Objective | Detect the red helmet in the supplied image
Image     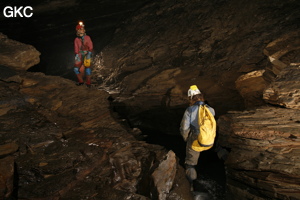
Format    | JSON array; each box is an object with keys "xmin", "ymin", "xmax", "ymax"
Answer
[{"xmin": 76, "ymin": 22, "xmax": 84, "ymax": 30}]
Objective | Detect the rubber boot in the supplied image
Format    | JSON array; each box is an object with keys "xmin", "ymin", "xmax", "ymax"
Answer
[
  {"xmin": 76, "ymin": 74, "xmax": 84, "ymax": 86},
  {"xmin": 185, "ymin": 164, "xmax": 197, "ymax": 191},
  {"xmin": 86, "ymin": 75, "xmax": 91, "ymax": 88}
]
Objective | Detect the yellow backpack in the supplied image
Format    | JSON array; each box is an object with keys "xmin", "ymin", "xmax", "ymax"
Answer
[
  {"xmin": 84, "ymin": 57, "xmax": 91, "ymax": 67},
  {"xmin": 191, "ymin": 105, "xmax": 216, "ymax": 152}
]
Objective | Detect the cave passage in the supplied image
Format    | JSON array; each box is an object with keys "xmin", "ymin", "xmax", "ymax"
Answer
[{"xmin": 1, "ymin": 1, "xmax": 227, "ymax": 198}]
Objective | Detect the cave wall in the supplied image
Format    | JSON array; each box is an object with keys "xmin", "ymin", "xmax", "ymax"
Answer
[
  {"xmin": 0, "ymin": 33, "xmax": 193, "ymax": 200},
  {"xmin": 1, "ymin": 0, "xmax": 299, "ymax": 199},
  {"xmin": 91, "ymin": 0, "xmax": 300, "ymax": 199},
  {"xmin": 220, "ymin": 34, "xmax": 300, "ymax": 198},
  {"xmin": 92, "ymin": 0, "xmax": 300, "ymax": 134}
]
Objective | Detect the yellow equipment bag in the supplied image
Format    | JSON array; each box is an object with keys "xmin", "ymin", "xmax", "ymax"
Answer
[
  {"xmin": 84, "ymin": 57, "xmax": 91, "ymax": 67},
  {"xmin": 192, "ymin": 105, "xmax": 216, "ymax": 152}
]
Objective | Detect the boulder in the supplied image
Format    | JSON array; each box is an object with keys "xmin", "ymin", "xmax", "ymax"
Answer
[
  {"xmin": 151, "ymin": 150, "xmax": 177, "ymax": 200},
  {"xmin": 235, "ymin": 70, "xmax": 268, "ymax": 108},
  {"xmin": 0, "ymin": 33, "xmax": 40, "ymax": 71}
]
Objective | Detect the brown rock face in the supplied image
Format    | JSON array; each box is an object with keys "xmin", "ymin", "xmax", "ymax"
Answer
[
  {"xmin": 92, "ymin": 0, "xmax": 299, "ymax": 134},
  {"xmin": 218, "ymin": 30, "xmax": 300, "ymax": 200},
  {"xmin": 0, "ymin": 156, "xmax": 14, "ymax": 199},
  {"xmin": 1, "ymin": 0, "xmax": 300, "ymax": 199},
  {"xmin": 261, "ymin": 31, "xmax": 300, "ymax": 110},
  {"xmin": 218, "ymin": 107, "xmax": 300, "ymax": 199},
  {"xmin": 235, "ymin": 70, "xmax": 268, "ymax": 108},
  {"xmin": 0, "ymin": 33, "xmax": 40, "ymax": 71},
  {"xmin": 89, "ymin": 0, "xmax": 300, "ymax": 199},
  {"xmin": 151, "ymin": 151, "xmax": 177, "ymax": 200},
  {"xmin": 264, "ymin": 65, "xmax": 300, "ymax": 109},
  {"xmin": 0, "ymin": 71, "xmax": 191, "ymax": 199}
]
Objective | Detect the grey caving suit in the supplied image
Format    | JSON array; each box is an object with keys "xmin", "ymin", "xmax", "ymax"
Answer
[{"xmin": 180, "ymin": 101, "xmax": 215, "ymax": 182}]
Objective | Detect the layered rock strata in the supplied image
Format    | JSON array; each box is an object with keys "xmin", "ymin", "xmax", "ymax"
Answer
[
  {"xmin": 219, "ymin": 31, "xmax": 300, "ymax": 199},
  {"xmin": 218, "ymin": 106, "xmax": 300, "ymax": 199},
  {"xmin": 90, "ymin": 0, "xmax": 300, "ymax": 199},
  {"xmin": 0, "ymin": 33, "xmax": 40, "ymax": 71},
  {"xmin": 0, "ymin": 34, "xmax": 192, "ymax": 199}
]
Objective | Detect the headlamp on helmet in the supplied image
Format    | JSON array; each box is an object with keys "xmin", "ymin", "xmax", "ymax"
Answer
[
  {"xmin": 76, "ymin": 21, "xmax": 85, "ymax": 30},
  {"xmin": 188, "ymin": 85, "xmax": 201, "ymax": 99}
]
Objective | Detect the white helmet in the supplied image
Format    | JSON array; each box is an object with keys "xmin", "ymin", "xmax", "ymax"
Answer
[{"xmin": 188, "ymin": 85, "xmax": 201, "ymax": 98}]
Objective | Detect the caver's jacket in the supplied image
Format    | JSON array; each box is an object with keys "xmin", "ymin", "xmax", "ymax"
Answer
[
  {"xmin": 74, "ymin": 35, "xmax": 93, "ymax": 67},
  {"xmin": 180, "ymin": 101, "xmax": 215, "ymax": 165}
]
